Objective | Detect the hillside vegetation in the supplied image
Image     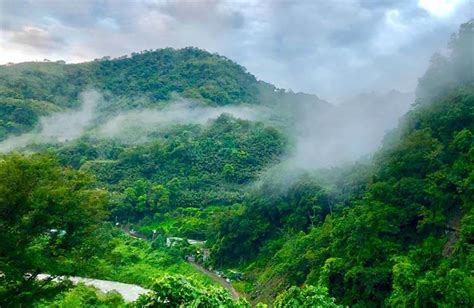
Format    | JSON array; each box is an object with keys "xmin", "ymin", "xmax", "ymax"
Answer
[
  {"xmin": 0, "ymin": 48, "xmax": 256, "ymax": 140},
  {"xmin": 208, "ymin": 20, "xmax": 474, "ymax": 306}
]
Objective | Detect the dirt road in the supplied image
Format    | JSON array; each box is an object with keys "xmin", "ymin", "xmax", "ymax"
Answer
[{"xmin": 187, "ymin": 260, "xmax": 241, "ymax": 299}]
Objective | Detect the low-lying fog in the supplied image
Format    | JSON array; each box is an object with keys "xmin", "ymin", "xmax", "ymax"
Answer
[{"xmin": 0, "ymin": 89, "xmax": 413, "ymax": 173}]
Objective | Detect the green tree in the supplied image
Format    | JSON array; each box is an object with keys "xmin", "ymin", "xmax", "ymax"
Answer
[
  {"xmin": 0, "ymin": 154, "xmax": 108, "ymax": 305},
  {"xmin": 133, "ymin": 275, "xmax": 249, "ymax": 307},
  {"xmin": 273, "ymin": 285, "xmax": 341, "ymax": 308},
  {"xmin": 35, "ymin": 284, "xmax": 125, "ymax": 308},
  {"xmin": 150, "ymin": 184, "xmax": 170, "ymax": 212}
]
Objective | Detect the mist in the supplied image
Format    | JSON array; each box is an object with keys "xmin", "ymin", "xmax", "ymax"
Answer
[
  {"xmin": 256, "ymin": 89, "xmax": 415, "ymax": 190},
  {"xmin": 95, "ymin": 99, "xmax": 263, "ymax": 143},
  {"xmin": 0, "ymin": 92, "xmax": 266, "ymax": 151},
  {"xmin": 95, "ymin": 90, "xmax": 414, "ymax": 168},
  {"xmin": 0, "ymin": 90, "xmax": 101, "ymax": 152},
  {"xmin": 0, "ymin": 87, "xmax": 414, "ymax": 178},
  {"xmin": 290, "ymin": 90, "xmax": 414, "ymax": 169}
]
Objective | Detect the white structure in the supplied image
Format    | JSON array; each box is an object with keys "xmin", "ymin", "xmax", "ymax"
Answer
[{"xmin": 166, "ymin": 237, "xmax": 206, "ymax": 247}]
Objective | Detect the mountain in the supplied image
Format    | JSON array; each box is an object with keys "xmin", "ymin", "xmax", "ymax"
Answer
[
  {"xmin": 1, "ymin": 20, "xmax": 473, "ymax": 307},
  {"xmin": 0, "ymin": 48, "xmax": 247, "ymax": 139}
]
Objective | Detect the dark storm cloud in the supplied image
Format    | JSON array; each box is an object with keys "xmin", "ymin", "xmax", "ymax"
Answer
[{"xmin": 0, "ymin": 0, "xmax": 472, "ymax": 101}]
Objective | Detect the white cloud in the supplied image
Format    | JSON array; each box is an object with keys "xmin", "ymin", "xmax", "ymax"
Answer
[{"xmin": 418, "ymin": 0, "xmax": 464, "ymax": 17}]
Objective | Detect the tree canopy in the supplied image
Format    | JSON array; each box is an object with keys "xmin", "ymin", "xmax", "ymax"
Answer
[{"xmin": 0, "ymin": 154, "xmax": 108, "ymax": 305}]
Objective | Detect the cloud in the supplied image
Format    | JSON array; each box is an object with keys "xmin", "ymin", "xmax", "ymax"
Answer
[
  {"xmin": 418, "ymin": 0, "xmax": 465, "ymax": 17},
  {"xmin": 0, "ymin": 0, "xmax": 471, "ymax": 100}
]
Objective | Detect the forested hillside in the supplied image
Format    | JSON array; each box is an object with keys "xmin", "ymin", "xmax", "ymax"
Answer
[
  {"xmin": 0, "ymin": 20, "xmax": 472, "ymax": 307},
  {"xmin": 0, "ymin": 48, "xmax": 249, "ymax": 140},
  {"xmin": 0, "ymin": 47, "xmax": 328, "ymax": 142},
  {"xmin": 222, "ymin": 86, "xmax": 473, "ymax": 306},
  {"xmin": 209, "ymin": 20, "xmax": 474, "ymax": 306}
]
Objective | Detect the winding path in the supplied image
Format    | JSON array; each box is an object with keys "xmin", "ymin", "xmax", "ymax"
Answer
[{"xmin": 187, "ymin": 260, "xmax": 240, "ymax": 299}]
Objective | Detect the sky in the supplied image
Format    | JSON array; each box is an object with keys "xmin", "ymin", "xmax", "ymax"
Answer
[{"xmin": 0, "ymin": 0, "xmax": 472, "ymax": 102}]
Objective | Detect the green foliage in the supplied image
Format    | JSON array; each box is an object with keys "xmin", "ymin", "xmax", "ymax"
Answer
[
  {"xmin": 137, "ymin": 206, "xmax": 232, "ymax": 240},
  {"xmin": 133, "ymin": 275, "xmax": 249, "ymax": 307},
  {"xmin": 273, "ymin": 285, "xmax": 341, "ymax": 308},
  {"xmin": 210, "ymin": 176, "xmax": 341, "ymax": 264},
  {"xmin": 72, "ymin": 226, "xmax": 215, "ymax": 288},
  {"xmin": 1, "ymin": 21, "xmax": 472, "ymax": 308},
  {"xmin": 416, "ymin": 20, "xmax": 473, "ymax": 103},
  {"xmin": 206, "ymin": 22, "xmax": 474, "ymax": 305},
  {"xmin": 0, "ymin": 154, "xmax": 108, "ymax": 305},
  {"xmin": 95, "ymin": 48, "xmax": 259, "ymax": 107},
  {"xmin": 34, "ymin": 284, "xmax": 125, "ymax": 308},
  {"xmin": 50, "ymin": 116, "xmax": 285, "ymax": 222},
  {"xmin": 0, "ymin": 48, "xmax": 262, "ymax": 140},
  {"xmin": 0, "ymin": 97, "xmax": 59, "ymax": 140},
  {"xmin": 227, "ymin": 87, "xmax": 473, "ymax": 305}
]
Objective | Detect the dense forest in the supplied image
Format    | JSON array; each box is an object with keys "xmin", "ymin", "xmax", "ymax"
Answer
[{"xmin": 0, "ymin": 20, "xmax": 472, "ymax": 307}]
